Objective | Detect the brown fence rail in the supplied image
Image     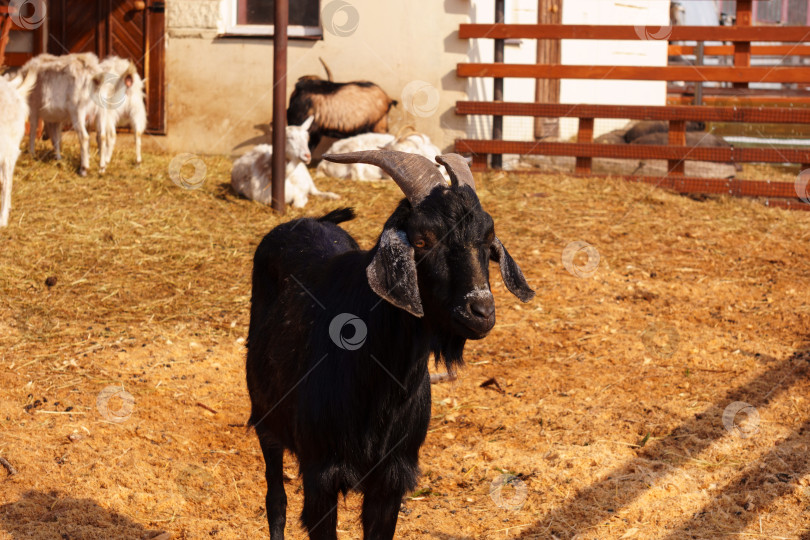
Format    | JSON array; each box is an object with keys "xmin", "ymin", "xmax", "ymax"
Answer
[
  {"xmin": 458, "ymin": 23, "xmax": 810, "ymax": 42},
  {"xmin": 454, "ymin": 1, "xmax": 810, "ymax": 208},
  {"xmin": 457, "ymin": 64, "xmax": 810, "ymax": 83},
  {"xmin": 455, "ymin": 102, "xmax": 810, "ymax": 124},
  {"xmin": 456, "ymin": 139, "xmax": 810, "ymax": 167},
  {"xmin": 456, "ymin": 101, "xmax": 810, "ymax": 176},
  {"xmin": 669, "ymin": 44, "xmax": 810, "ymax": 56}
]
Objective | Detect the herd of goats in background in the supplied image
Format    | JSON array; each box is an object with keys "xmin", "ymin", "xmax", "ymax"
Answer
[
  {"xmin": 0, "ymin": 47, "xmax": 744, "ymax": 226},
  {"xmin": 0, "ymin": 54, "xmax": 451, "ymax": 226},
  {"xmin": 0, "ymin": 51, "xmax": 146, "ymax": 227}
]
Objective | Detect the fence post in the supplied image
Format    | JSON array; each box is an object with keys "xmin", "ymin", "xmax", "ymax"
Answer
[
  {"xmin": 669, "ymin": 120, "xmax": 686, "ymax": 176},
  {"xmin": 492, "ymin": 0, "xmax": 505, "ymax": 169},
  {"xmin": 695, "ymin": 42, "xmax": 704, "ymax": 105},
  {"xmin": 575, "ymin": 118, "xmax": 593, "ymax": 174},
  {"xmin": 271, "ymin": 0, "xmax": 288, "ymax": 215},
  {"xmin": 733, "ymin": 0, "xmax": 752, "ymax": 90},
  {"xmin": 534, "ymin": 0, "xmax": 561, "ymax": 139}
]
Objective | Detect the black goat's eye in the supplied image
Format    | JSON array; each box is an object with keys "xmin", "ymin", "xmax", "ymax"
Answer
[{"xmin": 413, "ymin": 239, "xmax": 426, "ymax": 248}]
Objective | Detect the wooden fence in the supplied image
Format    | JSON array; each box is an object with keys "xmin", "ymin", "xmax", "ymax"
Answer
[{"xmin": 454, "ymin": 0, "xmax": 810, "ymax": 208}]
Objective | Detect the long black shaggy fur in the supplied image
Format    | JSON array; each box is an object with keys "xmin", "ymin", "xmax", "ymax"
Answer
[{"xmin": 246, "ymin": 186, "xmax": 532, "ymax": 540}]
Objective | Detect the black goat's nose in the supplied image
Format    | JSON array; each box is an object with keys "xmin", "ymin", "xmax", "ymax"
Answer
[{"xmin": 469, "ymin": 298, "xmax": 495, "ymax": 320}]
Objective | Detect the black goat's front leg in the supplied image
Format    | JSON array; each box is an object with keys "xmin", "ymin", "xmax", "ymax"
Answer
[
  {"xmin": 361, "ymin": 488, "xmax": 404, "ymax": 540},
  {"xmin": 258, "ymin": 436, "xmax": 287, "ymax": 539},
  {"xmin": 300, "ymin": 471, "xmax": 339, "ymax": 540}
]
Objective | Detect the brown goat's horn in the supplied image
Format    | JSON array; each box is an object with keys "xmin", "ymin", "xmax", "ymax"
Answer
[
  {"xmin": 436, "ymin": 154, "xmax": 476, "ymax": 191},
  {"xmin": 322, "ymin": 150, "xmax": 445, "ymax": 205},
  {"xmin": 318, "ymin": 57, "xmax": 333, "ymax": 82}
]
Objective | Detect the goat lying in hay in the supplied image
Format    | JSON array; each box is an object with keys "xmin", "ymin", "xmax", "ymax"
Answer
[
  {"xmin": 246, "ymin": 150, "xmax": 534, "ymax": 539},
  {"xmin": 231, "ymin": 116, "xmax": 339, "ymax": 208},
  {"xmin": 315, "ymin": 132, "xmax": 395, "ymax": 181},
  {"xmin": 316, "ymin": 128, "xmax": 450, "ymax": 182}
]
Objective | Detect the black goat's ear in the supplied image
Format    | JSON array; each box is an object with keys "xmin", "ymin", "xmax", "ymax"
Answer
[
  {"xmin": 490, "ymin": 237, "xmax": 535, "ymax": 302},
  {"xmin": 367, "ymin": 228, "xmax": 424, "ymax": 317}
]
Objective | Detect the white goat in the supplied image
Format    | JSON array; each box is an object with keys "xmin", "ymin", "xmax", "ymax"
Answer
[
  {"xmin": 231, "ymin": 117, "xmax": 339, "ymax": 208},
  {"xmin": 0, "ymin": 70, "xmax": 37, "ymax": 228},
  {"xmin": 316, "ymin": 129, "xmax": 450, "ymax": 182},
  {"xmin": 23, "ymin": 53, "xmax": 100, "ymax": 176},
  {"xmin": 384, "ymin": 132, "xmax": 441, "ymax": 161},
  {"xmin": 95, "ymin": 56, "xmax": 148, "ymax": 172},
  {"xmin": 383, "ymin": 130, "xmax": 451, "ymax": 182},
  {"xmin": 316, "ymin": 132, "xmax": 395, "ymax": 180}
]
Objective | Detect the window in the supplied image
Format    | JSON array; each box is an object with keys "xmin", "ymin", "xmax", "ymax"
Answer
[
  {"xmin": 753, "ymin": 0, "xmax": 808, "ymax": 25},
  {"xmin": 755, "ymin": 0, "xmax": 782, "ymax": 24},
  {"xmin": 226, "ymin": 0, "xmax": 321, "ymax": 38}
]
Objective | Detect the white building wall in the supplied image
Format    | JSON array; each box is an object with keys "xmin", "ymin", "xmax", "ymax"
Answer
[
  {"xmin": 165, "ymin": 0, "xmax": 471, "ymax": 154},
  {"xmin": 559, "ymin": 0, "xmax": 669, "ymax": 138},
  {"xmin": 164, "ymin": 0, "xmax": 668, "ymax": 154},
  {"xmin": 468, "ymin": 0, "xmax": 538, "ymax": 143},
  {"xmin": 469, "ymin": 0, "xmax": 668, "ymax": 142},
  {"xmin": 503, "ymin": 0, "xmax": 539, "ymax": 142},
  {"xmin": 467, "ymin": 0, "xmax": 494, "ymax": 141}
]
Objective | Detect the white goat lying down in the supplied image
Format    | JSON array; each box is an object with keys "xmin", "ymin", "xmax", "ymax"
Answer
[
  {"xmin": 231, "ymin": 117, "xmax": 339, "ymax": 208},
  {"xmin": 22, "ymin": 52, "xmax": 147, "ymax": 175},
  {"xmin": 315, "ymin": 132, "xmax": 395, "ymax": 180},
  {"xmin": 0, "ymin": 71, "xmax": 37, "ymax": 228},
  {"xmin": 317, "ymin": 129, "xmax": 450, "ymax": 182}
]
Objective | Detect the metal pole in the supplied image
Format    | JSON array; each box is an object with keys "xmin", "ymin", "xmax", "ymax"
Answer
[
  {"xmin": 492, "ymin": 0, "xmax": 504, "ymax": 169},
  {"xmin": 695, "ymin": 41, "xmax": 704, "ymax": 106},
  {"xmin": 272, "ymin": 0, "xmax": 289, "ymax": 214}
]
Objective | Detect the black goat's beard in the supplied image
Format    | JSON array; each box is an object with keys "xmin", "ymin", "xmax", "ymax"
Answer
[{"xmin": 432, "ymin": 334, "xmax": 467, "ymax": 374}]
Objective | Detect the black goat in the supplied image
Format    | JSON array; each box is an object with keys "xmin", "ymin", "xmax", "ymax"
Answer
[
  {"xmin": 287, "ymin": 76, "xmax": 397, "ymax": 151},
  {"xmin": 246, "ymin": 150, "xmax": 534, "ymax": 539}
]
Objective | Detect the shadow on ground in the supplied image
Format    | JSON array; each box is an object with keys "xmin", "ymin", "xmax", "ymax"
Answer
[
  {"xmin": 518, "ymin": 345, "xmax": 810, "ymax": 539},
  {"xmin": 0, "ymin": 490, "xmax": 167, "ymax": 540}
]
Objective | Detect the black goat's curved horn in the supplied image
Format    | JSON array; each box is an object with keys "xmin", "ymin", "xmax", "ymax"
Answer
[
  {"xmin": 436, "ymin": 153, "xmax": 475, "ymax": 191},
  {"xmin": 322, "ymin": 150, "xmax": 445, "ymax": 205}
]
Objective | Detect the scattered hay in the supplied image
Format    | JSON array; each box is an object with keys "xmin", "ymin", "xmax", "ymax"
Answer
[{"xmin": 1, "ymin": 137, "xmax": 809, "ymax": 539}]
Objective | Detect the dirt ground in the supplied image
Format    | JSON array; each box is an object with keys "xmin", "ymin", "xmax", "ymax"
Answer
[{"xmin": 1, "ymin": 137, "xmax": 810, "ymax": 539}]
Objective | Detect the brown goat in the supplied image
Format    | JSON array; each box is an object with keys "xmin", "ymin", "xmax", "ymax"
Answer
[{"xmin": 287, "ymin": 75, "xmax": 397, "ymax": 151}]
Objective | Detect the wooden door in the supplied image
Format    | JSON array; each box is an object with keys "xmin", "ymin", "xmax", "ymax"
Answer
[{"xmin": 47, "ymin": 0, "xmax": 166, "ymax": 134}]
